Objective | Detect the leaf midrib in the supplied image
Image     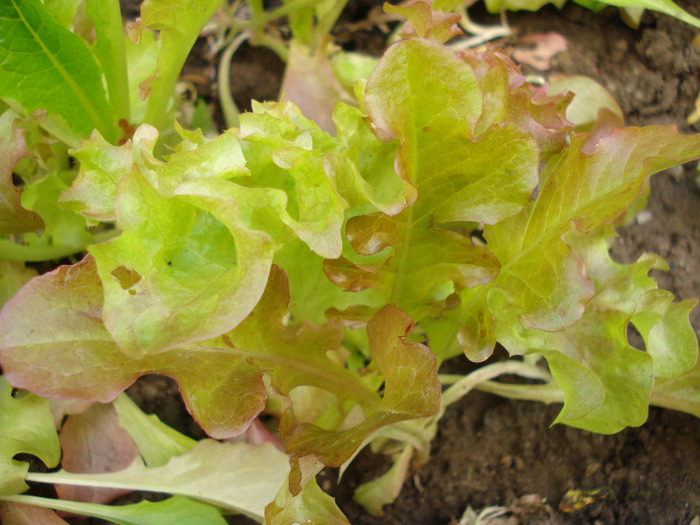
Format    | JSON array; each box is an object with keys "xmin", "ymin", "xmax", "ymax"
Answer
[{"xmin": 9, "ymin": 0, "xmax": 113, "ymax": 138}]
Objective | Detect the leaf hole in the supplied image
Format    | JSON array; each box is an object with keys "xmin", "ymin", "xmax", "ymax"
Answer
[{"xmin": 111, "ymin": 266, "xmax": 142, "ymax": 290}]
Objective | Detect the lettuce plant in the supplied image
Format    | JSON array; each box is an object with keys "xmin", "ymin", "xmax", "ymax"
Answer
[{"xmin": 0, "ymin": 1, "xmax": 699, "ymax": 522}]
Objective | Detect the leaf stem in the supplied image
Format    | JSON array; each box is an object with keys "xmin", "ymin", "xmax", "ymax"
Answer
[
  {"xmin": 440, "ymin": 360, "xmax": 551, "ymax": 408},
  {"xmin": 218, "ymin": 31, "xmax": 249, "ymax": 129},
  {"xmin": 0, "ymin": 229, "xmax": 120, "ymax": 262}
]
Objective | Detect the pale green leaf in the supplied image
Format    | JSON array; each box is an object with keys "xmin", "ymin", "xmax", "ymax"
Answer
[
  {"xmin": 27, "ymin": 440, "xmax": 289, "ymax": 522},
  {"xmin": 89, "ymin": 164, "xmax": 272, "ymax": 356}
]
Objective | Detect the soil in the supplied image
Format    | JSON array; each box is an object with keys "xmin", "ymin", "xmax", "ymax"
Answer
[{"xmin": 122, "ymin": 1, "xmax": 700, "ymax": 524}]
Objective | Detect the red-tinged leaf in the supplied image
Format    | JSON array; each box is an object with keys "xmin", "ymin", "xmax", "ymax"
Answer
[
  {"xmin": 281, "ymin": 41, "xmax": 347, "ymax": 133},
  {"xmin": 57, "ymin": 404, "xmax": 139, "ymax": 504},
  {"xmin": 459, "ymin": 48, "xmax": 573, "ymax": 155},
  {"xmin": 330, "ymin": 38, "xmax": 536, "ymax": 321},
  {"xmin": 284, "ymin": 305, "xmax": 440, "ymax": 469},
  {"xmin": 511, "ymin": 32, "xmax": 568, "ymax": 71},
  {"xmin": 384, "ymin": 0, "xmax": 463, "ymax": 44},
  {"xmin": 0, "ymin": 502, "xmax": 69, "ymax": 525},
  {"xmin": 0, "ymin": 111, "xmax": 44, "ymax": 235},
  {"xmin": 325, "ymin": 214, "xmax": 500, "ymax": 318},
  {"xmin": 0, "ymin": 259, "xmax": 377, "ymax": 439}
]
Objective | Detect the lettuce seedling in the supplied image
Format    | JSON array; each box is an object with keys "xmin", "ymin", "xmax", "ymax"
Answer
[{"xmin": 0, "ymin": 1, "xmax": 699, "ymax": 522}]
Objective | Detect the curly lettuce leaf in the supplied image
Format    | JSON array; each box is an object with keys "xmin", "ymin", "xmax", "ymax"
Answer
[
  {"xmin": 457, "ymin": 125, "xmax": 700, "ymax": 362},
  {"xmin": 88, "ymin": 165, "xmax": 272, "ymax": 356},
  {"xmin": 0, "ymin": 259, "xmax": 379, "ymax": 439},
  {"xmin": 325, "ymin": 39, "xmax": 537, "ymax": 319},
  {"xmin": 491, "ymin": 227, "xmax": 697, "ymax": 433},
  {"xmin": 0, "ymin": 111, "xmax": 44, "ymax": 235},
  {"xmin": 285, "ymin": 305, "xmax": 440, "ymax": 469}
]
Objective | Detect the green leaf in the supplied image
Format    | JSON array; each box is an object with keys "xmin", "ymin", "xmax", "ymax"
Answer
[
  {"xmin": 652, "ymin": 361, "xmax": 700, "ymax": 419},
  {"xmin": 0, "ymin": 110, "xmax": 44, "ymax": 235},
  {"xmin": 548, "ymin": 75, "xmax": 623, "ymax": 131},
  {"xmin": 0, "ymin": 261, "xmax": 36, "ymax": 308},
  {"xmin": 43, "ymin": 0, "xmax": 82, "ymax": 29},
  {"xmin": 0, "ymin": 0, "xmax": 118, "ymax": 142},
  {"xmin": 0, "ymin": 377, "xmax": 60, "ymax": 495},
  {"xmin": 593, "ymin": 0, "xmax": 700, "ymax": 29},
  {"xmin": 59, "ymin": 130, "xmax": 133, "ymax": 221},
  {"xmin": 631, "ymin": 290, "xmax": 697, "ymax": 378},
  {"xmin": 353, "ymin": 444, "xmax": 413, "ymax": 516},
  {"xmin": 491, "ymin": 228, "xmax": 697, "ymax": 433},
  {"xmin": 26, "ymin": 440, "xmax": 288, "ymax": 522},
  {"xmin": 141, "ymin": 0, "xmax": 225, "ymax": 131},
  {"xmin": 484, "ymin": 0, "xmax": 568, "ymax": 12},
  {"xmin": 21, "ymin": 172, "xmax": 95, "ymax": 256},
  {"xmin": 0, "ymin": 494, "xmax": 227, "ymax": 525},
  {"xmin": 113, "ymin": 394, "xmax": 196, "ymax": 468},
  {"xmin": 84, "ymin": 0, "xmax": 130, "ymax": 123}
]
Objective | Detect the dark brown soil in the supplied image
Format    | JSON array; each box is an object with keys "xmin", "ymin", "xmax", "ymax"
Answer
[{"xmin": 123, "ymin": 2, "xmax": 700, "ymax": 524}]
